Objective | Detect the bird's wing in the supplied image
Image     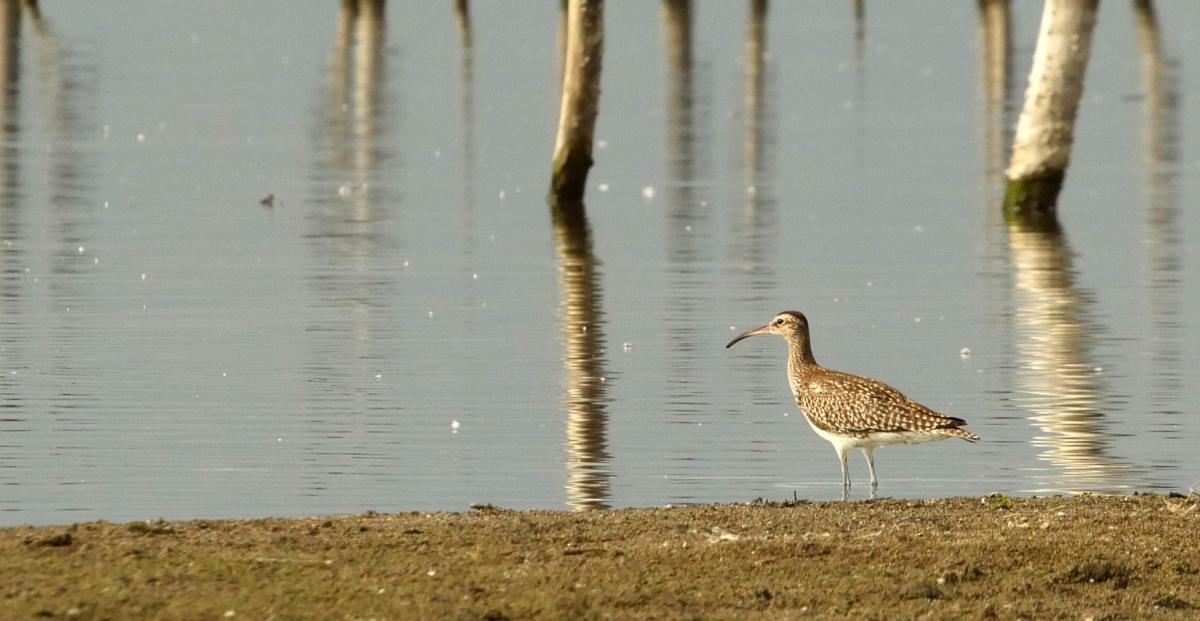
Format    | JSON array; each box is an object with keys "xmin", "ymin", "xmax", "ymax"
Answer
[{"xmin": 795, "ymin": 372, "xmax": 961, "ymax": 434}]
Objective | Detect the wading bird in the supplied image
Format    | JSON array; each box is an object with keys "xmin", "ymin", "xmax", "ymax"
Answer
[{"xmin": 726, "ymin": 311, "xmax": 979, "ymax": 498}]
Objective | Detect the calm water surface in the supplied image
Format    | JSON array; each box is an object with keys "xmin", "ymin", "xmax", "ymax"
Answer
[{"xmin": 0, "ymin": 1, "xmax": 1198, "ymax": 525}]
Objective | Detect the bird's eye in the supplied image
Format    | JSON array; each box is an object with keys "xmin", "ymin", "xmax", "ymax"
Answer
[{"xmin": 773, "ymin": 318, "xmax": 784, "ymax": 326}]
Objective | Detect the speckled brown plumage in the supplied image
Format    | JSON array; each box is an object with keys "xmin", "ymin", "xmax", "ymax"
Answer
[
  {"xmin": 727, "ymin": 310, "xmax": 979, "ymax": 497},
  {"xmin": 788, "ymin": 369, "xmax": 976, "ymax": 440}
]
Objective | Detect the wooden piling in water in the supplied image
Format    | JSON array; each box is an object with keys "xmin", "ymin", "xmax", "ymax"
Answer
[
  {"xmin": 1004, "ymin": 0, "xmax": 1099, "ymax": 223},
  {"xmin": 549, "ymin": 0, "xmax": 604, "ymax": 204}
]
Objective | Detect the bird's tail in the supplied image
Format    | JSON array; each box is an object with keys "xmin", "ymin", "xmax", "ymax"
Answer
[{"xmin": 938, "ymin": 426, "xmax": 980, "ymax": 442}]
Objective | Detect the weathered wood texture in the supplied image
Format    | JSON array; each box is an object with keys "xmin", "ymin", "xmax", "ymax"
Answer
[
  {"xmin": 1005, "ymin": 0, "xmax": 1099, "ymax": 218},
  {"xmin": 550, "ymin": 0, "xmax": 604, "ymax": 203}
]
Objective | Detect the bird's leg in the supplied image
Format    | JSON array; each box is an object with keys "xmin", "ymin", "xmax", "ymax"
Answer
[
  {"xmin": 861, "ymin": 447, "xmax": 878, "ymax": 490},
  {"xmin": 836, "ymin": 446, "xmax": 851, "ymax": 499}
]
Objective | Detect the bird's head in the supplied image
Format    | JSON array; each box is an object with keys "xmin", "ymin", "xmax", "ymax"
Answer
[{"xmin": 726, "ymin": 310, "xmax": 810, "ymax": 348}]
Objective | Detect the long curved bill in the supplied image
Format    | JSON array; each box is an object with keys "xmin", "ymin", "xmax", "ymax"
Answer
[{"xmin": 725, "ymin": 323, "xmax": 772, "ymax": 348}]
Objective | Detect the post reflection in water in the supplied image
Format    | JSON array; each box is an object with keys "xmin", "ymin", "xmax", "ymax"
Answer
[
  {"xmin": 660, "ymin": 0, "xmax": 709, "ymax": 371},
  {"xmin": 552, "ymin": 201, "xmax": 611, "ymax": 511},
  {"xmin": 0, "ymin": 1, "xmax": 72, "ymax": 258},
  {"xmin": 731, "ymin": 0, "xmax": 776, "ymax": 304},
  {"xmin": 975, "ymin": 0, "xmax": 1014, "ymax": 349},
  {"xmin": 324, "ymin": 0, "xmax": 386, "ymax": 192},
  {"xmin": 659, "ymin": 0, "xmax": 695, "ymax": 316},
  {"xmin": 1133, "ymin": 0, "xmax": 1183, "ymax": 419},
  {"xmin": 0, "ymin": 1, "xmax": 27, "ymax": 499},
  {"xmin": 454, "ymin": 0, "xmax": 478, "ymax": 298},
  {"xmin": 659, "ymin": 0, "xmax": 723, "ymax": 496},
  {"xmin": 658, "ymin": 0, "xmax": 720, "ymax": 498},
  {"xmin": 303, "ymin": 0, "xmax": 398, "ymax": 495},
  {"xmin": 985, "ymin": 0, "xmax": 1142, "ymax": 494},
  {"xmin": 32, "ymin": 6, "xmax": 98, "ymax": 434},
  {"xmin": 1007, "ymin": 220, "xmax": 1139, "ymax": 493},
  {"xmin": 0, "ymin": 0, "xmax": 23, "ymax": 223},
  {"xmin": 1001, "ymin": 0, "xmax": 1182, "ymax": 495},
  {"xmin": 0, "ymin": 1, "xmax": 97, "ymax": 501}
]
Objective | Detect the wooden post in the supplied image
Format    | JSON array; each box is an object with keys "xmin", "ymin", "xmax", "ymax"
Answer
[
  {"xmin": 660, "ymin": 0, "xmax": 694, "ymax": 207},
  {"xmin": 549, "ymin": 0, "xmax": 604, "ymax": 204},
  {"xmin": 1132, "ymin": 0, "xmax": 1182, "ymax": 402},
  {"xmin": 454, "ymin": 0, "xmax": 476, "ymax": 215},
  {"xmin": 852, "ymin": 0, "xmax": 864, "ymax": 50},
  {"xmin": 1003, "ymin": 0, "xmax": 1099, "ymax": 223},
  {"xmin": 0, "ymin": 0, "xmax": 21, "ymax": 210},
  {"xmin": 0, "ymin": 0, "xmax": 20, "ymax": 91},
  {"xmin": 740, "ymin": 0, "xmax": 770, "ymax": 228},
  {"xmin": 977, "ymin": 0, "xmax": 1011, "ymax": 185},
  {"xmin": 742, "ymin": 0, "xmax": 767, "ymax": 188}
]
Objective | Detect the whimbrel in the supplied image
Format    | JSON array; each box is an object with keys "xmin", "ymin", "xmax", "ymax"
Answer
[{"xmin": 726, "ymin": 311, "xmax": 979, "ymax": 497}]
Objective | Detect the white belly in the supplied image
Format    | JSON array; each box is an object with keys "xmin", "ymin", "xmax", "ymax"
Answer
[{"xmin": 805, "ymin": 418, "xmax": 952, "ymax": 450}]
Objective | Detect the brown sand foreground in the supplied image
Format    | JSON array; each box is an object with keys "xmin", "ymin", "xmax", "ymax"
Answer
[{"xmin": 2, "ymin": 494, "xmax": 1198, "ymax": 620}]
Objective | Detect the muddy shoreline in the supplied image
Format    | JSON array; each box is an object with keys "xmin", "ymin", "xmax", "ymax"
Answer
[{"xmin": 3, "ymin": 494, "xmax": 1198, "ymax": 619}]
